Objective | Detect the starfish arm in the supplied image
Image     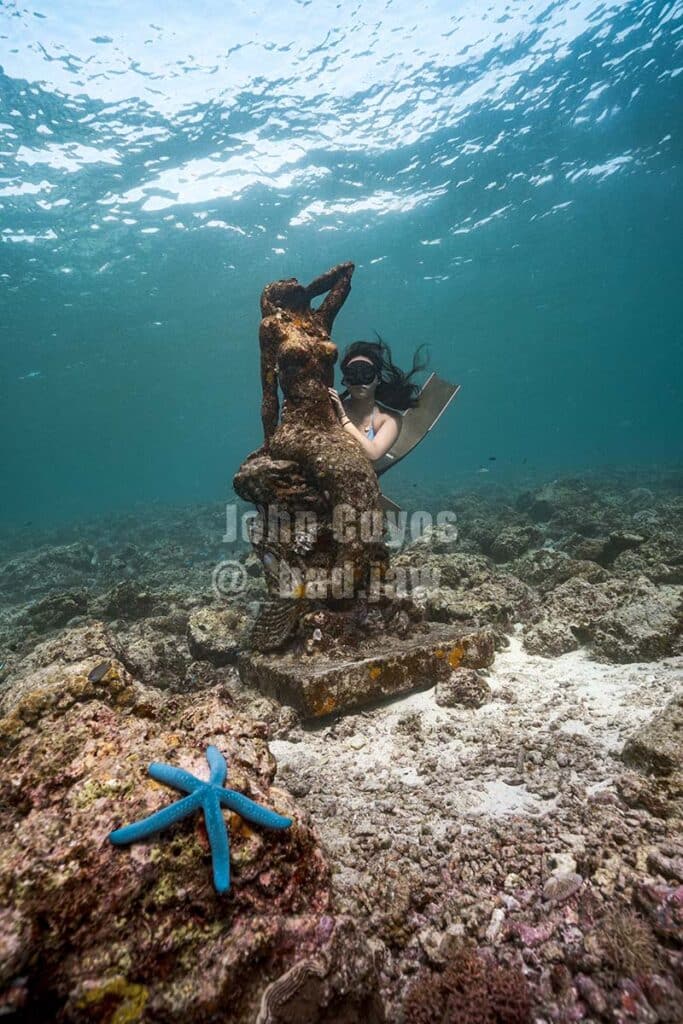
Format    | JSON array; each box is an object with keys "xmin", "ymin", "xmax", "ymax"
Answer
[
  {"xmin": 202, "ymin": 794, "xmax": 231, "ymax": 893},
  {"xmin": 206, "ymin": 745, "xmax": 227, "ymax": 787},
  {"xmin": 148, "ymin": 762, "xmax": 203, "ymax": 794},
  {"xmin": 109, "ymin": 790, "xmax": 204, "ymax": 845},
  {"xmin": 219, "ymin": 789, "xmax": 293, "ymax": 829}
]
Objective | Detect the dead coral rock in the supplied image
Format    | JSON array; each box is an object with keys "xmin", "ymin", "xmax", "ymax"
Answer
[
  {"xmin": 0, "ymin": 541, "xmax": 96, "ymax": 602},
  {"xmin": 622, "ymin": 693, "xmax": 683, "ymax": 777},
  {"xmin": 270, "ymin": 704, "xmax": 302, "ymax": 741},
  {"xmin": 402, "ymin": 946, "xmax": 531, "ymax": 1024},
  {"xmin": 563, "ymin": 531, "xmax": 648, "ymax": 568},
  {"xmin": 646, "ymin": 848, "xmax": 683, "ymax": 885},
  {"xmin": 522, "ymin": 618, "xmax": 579, "ymax": 657},
  {"xmin": 0, "ymin": 661, "xmax": 162, "ymax": 759},
  {"xmin": 20, "ymin": 589, "xmax": 89, "ymax": 633},
  {"xmin": 515, "ymin": 479, "xmax": 595, "ymax": 524},
  {"xmin": 590, "ymin": 579, "xmax": 682, "ymax": 662},
  {"xmin": 508, "ymin": 549, "xmax": 610, "ymax": 595},
  {"xmin": 523, "ymin": 573, "xmax": 683, "ymax": 662},
  {"xmin": 0, "ymin": 622, "xmax": 116, "ymax": 717},
  {"xmin": 109, "ymin": 618, "xmax": 193, "ymax": 688},
  {"xmin": 90, "ymin": 580, "xmax": 157, "ymax": 621},
  {"xmin": 0, "ymin": 655, "xmax": 382, "ymax": 1022},
  {"xmin": 397, "ymin": 552, "xmax": 538, "ymax": 631},
  {"xmin": 255, "ymin": 915, "xmax": 385, "ymax": 1023},
  {"xmin": 489, "ymin": 525, "xmax": 544, "ymax": 563},
  {"xmin": 187, "ymin": 605, "xmax": 247, "ymax": 666},
  {"xmin": 616, "ymin": 769, "xmax": 680, "ymax": 820},
  {"xmin": 393, "ymin": 551, "xmax": 486, "ymax": 592},
  {"xmin": 435, "ymin": 668, "xmax": 492, "ymax": 709},
  {"xmin": 597, "ymin": 529, "xmax": 646, "ymax": 566},
  {"xmin": 619, "ymin": 695, "xmax": 683, "ymax": 820},
  {"xmin": 613, "ymin": 528, "xmax": 683, "ymax": 584},
  {"xmin": 522, "ymin": 576, "xmax": 614, "ymax": 657},
  {"xmin": 403, "ymin": 521, "xmax": 462, "ymax": 556},
  {"xmin": 457, "ymin": 627, "xmax": 496, "ymax": 669},
  {"xmin": 0, "ymin": 907, "xmax": 32, "ymax": 987}
]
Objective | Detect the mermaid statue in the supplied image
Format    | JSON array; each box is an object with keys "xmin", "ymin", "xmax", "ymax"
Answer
[{"xmin": 233, "ymin": 262, "xmax": 417, "ymax": 653}]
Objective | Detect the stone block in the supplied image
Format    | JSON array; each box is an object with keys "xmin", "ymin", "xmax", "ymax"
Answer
[{"xmin": 238, "ymin": 624, "xmax": 489, "ymax": 720}]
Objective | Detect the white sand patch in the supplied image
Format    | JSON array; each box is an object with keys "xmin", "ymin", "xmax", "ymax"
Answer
[
  {"xmin": 466, "ymin": 780, "xmax": 555, "ymax": 817},
  {"xmin": 270, "ymin": 631, "xmax": 681, "ymax": 844}
]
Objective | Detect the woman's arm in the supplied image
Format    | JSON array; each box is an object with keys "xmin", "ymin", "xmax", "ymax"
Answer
[
  {"xmin": 340, "ymin": 415, "xmax": 400, "ymax": 461},
  {"xmin": 328, "ymin": 388, "xmax": 399, "ymax": 460}
]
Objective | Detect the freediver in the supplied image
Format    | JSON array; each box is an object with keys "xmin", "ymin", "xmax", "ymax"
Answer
[{"xmin": 327, "ymin": 337, "xmax": 430, "ymax": 465}]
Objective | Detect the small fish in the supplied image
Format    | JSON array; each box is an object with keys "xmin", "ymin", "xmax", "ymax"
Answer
[
  {"xmin": 476, "ymin": 467, "xmax": 490, "ymax": 474},
  {"xmin": 522, "ymin": 458, "xmax": 527, "ymax": 464},
  {"xmin": 88, "ymin": 660, "xmax": 112, "ymax": 683},
  {"xmin": 488, "ymin": 456, "xmax": 496, "ymax": 461},
  {"xmin": 19, "ymin": 371, "xmax": 41, "ymax": 380}
]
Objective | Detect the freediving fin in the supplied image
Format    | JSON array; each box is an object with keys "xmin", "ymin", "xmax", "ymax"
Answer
[
  {"xmin": 378, "ymin": 491, "xmax": 402, "ymax": 514},
  {"xmin": 374, "ymin": 372, "xmax": 461, "ymax": 477}
]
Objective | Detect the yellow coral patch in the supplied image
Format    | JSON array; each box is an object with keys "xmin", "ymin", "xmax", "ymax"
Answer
[
  {"xmin": 368, "ymin": 666, "xmax": 382, "ymax": 680},
  {"xmin": 76, "ymin": 977, "xmax": 148, "ymax": 1024},
  {"xmin": 101, "ymin": 664, "xmax": 121, "ymax": 684},
  {"xmin": 448, "ymin": 645, "xmax": 465, "ymax": 669},
  {"xmin": 434, "ymin": 648, "xmax": 445, "ymax": 658},
  {"xmin": 314, "ymin": 693, "xmax": 337, "ymax": 716},
  {"xmin": 229, "ymin": 812, "xmax": 257, "ymax": 838}
]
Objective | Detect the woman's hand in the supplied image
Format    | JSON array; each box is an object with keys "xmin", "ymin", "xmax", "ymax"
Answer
[{"xmin": 328, "ymin": 387, "xmax": 347, "ymax": 421}]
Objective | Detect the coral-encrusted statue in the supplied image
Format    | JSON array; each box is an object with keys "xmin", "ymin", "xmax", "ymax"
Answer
[{"xmin": 233, "ymin": 262, "xmax": 400, "ymax": 652}]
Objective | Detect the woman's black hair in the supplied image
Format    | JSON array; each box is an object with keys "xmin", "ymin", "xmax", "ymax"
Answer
[{"xmin": 340, "ymin": 333, "xmax": 430, "ymax": 411}]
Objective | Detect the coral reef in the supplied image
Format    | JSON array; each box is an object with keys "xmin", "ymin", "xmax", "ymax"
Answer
[
  {"xmin": 0, "ymin": 467, "xmax": 681, "ymax": 1020},
  {"xmin": 0, "ymin": 629, "xmax": 382, "ymax": 1022},
  {"xmin": 402, "ymin": 946, "xmax": 531, "ymax": 1023}
]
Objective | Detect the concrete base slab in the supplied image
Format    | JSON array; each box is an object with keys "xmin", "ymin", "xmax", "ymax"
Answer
[{"xmin": 237, "ymin": 623, "xmax": 494, "ymax": 720}]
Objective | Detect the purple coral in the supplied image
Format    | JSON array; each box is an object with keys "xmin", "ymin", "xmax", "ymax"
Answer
[{"xmin": 402, "ymin": 947, "xmax": 531, "ymax": 1024}]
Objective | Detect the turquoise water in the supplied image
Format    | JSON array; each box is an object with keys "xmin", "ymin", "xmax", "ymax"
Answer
[{"xmin": 1, "ymin": 0, "xmax": 681, "ymax": 526}]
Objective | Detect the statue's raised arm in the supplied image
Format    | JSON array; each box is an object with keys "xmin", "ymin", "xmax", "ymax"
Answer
[
  {"xmin": 305, "ymin": 261, "xmax": 354, "ymax": 334},
  {"xmin": 257, "ymin": 263, "xmax": 355, "ymax": 444}
]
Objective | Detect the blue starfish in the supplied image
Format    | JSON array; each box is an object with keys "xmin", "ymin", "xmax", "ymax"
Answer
[{"xmin": 109, "ymin": 745, "xmax": 293, "ymax": 893}]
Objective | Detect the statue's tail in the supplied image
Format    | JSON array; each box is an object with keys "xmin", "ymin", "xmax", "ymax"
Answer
[{"xmin": 249, "ymin": 596, "xmax": 303, "ymax": 652}]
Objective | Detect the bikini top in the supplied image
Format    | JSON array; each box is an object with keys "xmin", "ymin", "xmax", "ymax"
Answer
[{"xmin": 341, "ymin": 401, "xmax": 376, "ymax": 439}]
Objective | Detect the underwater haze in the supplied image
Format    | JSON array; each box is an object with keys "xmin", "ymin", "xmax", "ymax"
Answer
[{"xmin": 1, "ymin": 0, "xmax": 681, "ymax": 527}]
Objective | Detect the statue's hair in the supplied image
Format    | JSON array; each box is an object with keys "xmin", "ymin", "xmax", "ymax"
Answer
[{"xmin": 340, "ymin": 333, "xmax": 430, "ymax": 411}]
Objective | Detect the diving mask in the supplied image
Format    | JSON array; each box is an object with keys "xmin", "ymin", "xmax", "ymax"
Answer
[{"xmin": 341, "ymin": 361, "xmax": 378, "ymax": 385}]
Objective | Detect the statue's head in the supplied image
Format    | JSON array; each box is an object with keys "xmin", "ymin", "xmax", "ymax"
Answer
[{"xmin": 260, "ymin": 278, "xmax": 308, "ymax": 317}]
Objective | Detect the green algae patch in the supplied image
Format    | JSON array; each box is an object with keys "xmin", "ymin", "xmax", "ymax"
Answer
[{"xmin": 71, "ymin": 776, "xmax": 134, "ymax": 810}]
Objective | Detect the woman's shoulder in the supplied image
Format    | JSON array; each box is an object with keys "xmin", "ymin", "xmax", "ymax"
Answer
[{"xmin": 375, "ymin": 403, "xmax": 401, "ymax": 422}]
